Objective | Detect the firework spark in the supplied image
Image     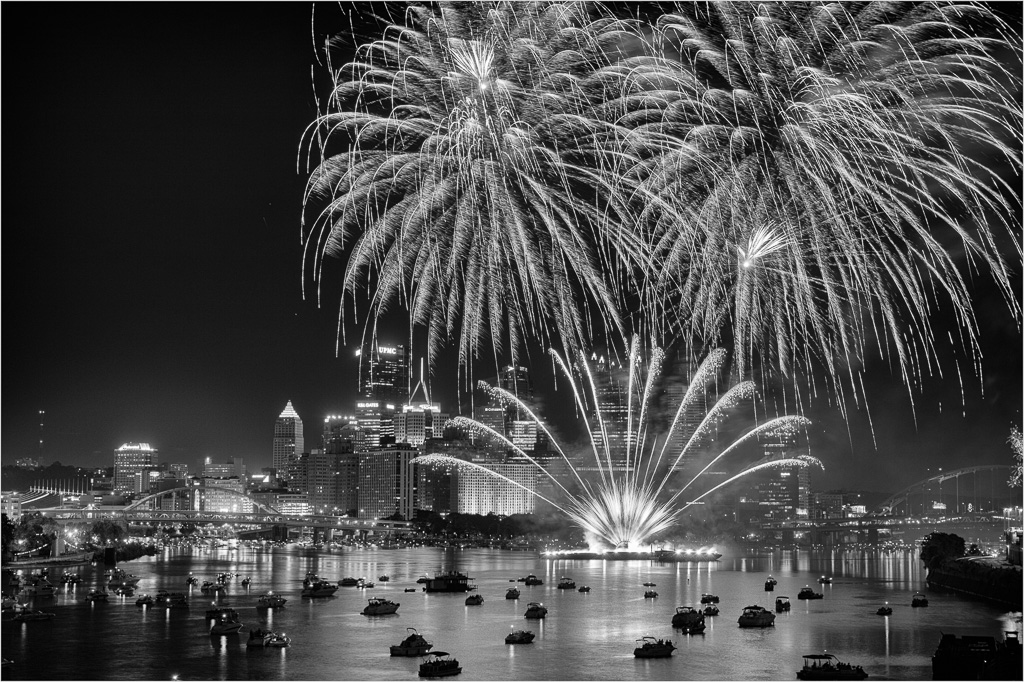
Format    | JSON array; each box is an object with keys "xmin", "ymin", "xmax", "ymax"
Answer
[{"xmin": 416, "ymin": 338, "xmax": 816, "ymax": 549}]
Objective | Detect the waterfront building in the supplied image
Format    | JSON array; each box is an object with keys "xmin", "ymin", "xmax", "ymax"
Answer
[
  {"xmin": 199, "ymin": 476, "xmax": 253, "ymax": 513},
  {"xmin": 357, "ymin": 444, "xmax": 418, "ymax": 520},
  {"xmin": 273, "ymin": 400, "xmax": 304, "ymax": 474},
  {"xmin": 114, "ymin": 442, "xmax": 157, "ymax": 494},
  {"xmin": 395, "ymin": 403, "xmax": 448, "ymax": 446},
  {"xmin": 452, "ymin": 462, "xmax": 537, "ymax": 515}
]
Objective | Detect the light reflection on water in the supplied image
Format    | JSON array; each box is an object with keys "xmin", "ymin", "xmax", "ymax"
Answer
[{"xmin": 1, "ymin": 546, "xmax": 1019, "ymax": 681}]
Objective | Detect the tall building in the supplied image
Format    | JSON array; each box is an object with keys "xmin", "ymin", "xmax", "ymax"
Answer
[
  {"xmin": 273, "ymin": 400, "xmax": 304, "ymax": 473},
  {"xmin": 357, "ymin": 341, "xmax": 410, "ymax": 404},
  {"xmin": 586, "ymin": 352, "xmax": 631, "ymax": 470},
  {"xmin": 357, "ymin": 444, "xmax": 418, "ymax": 520},
  {"xmin": 306, "ymin": 448, "xmax": 337, "ymax": 515},
  {"xmin": 114, "ymin": 442, "xmax": 157, "ymax": 494},
  {"xmin": 395, "ymin": 403, "xmax": 449, "ymax": 446},
  {"xmin": 452, "ymin": 462, "xmax": 537, "ymax": 515},
  {"xmin": 323, "ymin": 415, "xmax": 359, "ymax": 515}
]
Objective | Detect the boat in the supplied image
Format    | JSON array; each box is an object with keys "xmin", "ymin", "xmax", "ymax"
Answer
[
  {"xmin": 418, "ymin": 651, "xmax": 462, "ymax": 678},
  {"xmin": 671, "ymin": 606, "xmax": 706, "ymax": 634},
  {"xmin": 700, "ymin": 593, "xmax": 719, "ymax": 604},
  {"xmin": 578, "ymin": 586, "xmax": 591, "ymax": 593},
  {"xmin": 338, "ymin": 577, "xmax": 360, "ymax": 587},
  {"xmin": 464, "ymin": 594, "xmax": 484, "ymax": 606},
  {"xmin": 703, "ymin": 604, "xmax": 720, "ymax": 617},
  {"xmin": 135, "ymin": 594, "xmax": 155, "ymax": 607},
  {"xmin": 911, "ymin": 592, "xmax": 928, "ymax": 607},
  {"xmin": 642, "ymin": 582, "xmax": 656, "ymax": 587},
  {"xmin": 12, "ymin": 609, "xmax": 54, "ymax": 622},
  {"xmin": 363, "ymin": 582, "xmax": 376, "ymax": 588},
  {"xmin": 505, "ymin": 630, "xmax": 535, "ymax": 644},
  {"xmin": 391, "ymin": 628, "xmax": 433, "ymax": 656},
  {"xmin": 301, "ymin": 580, "xmax": 339, "ymax": 598},
  {"xmin": 424, "ymin": 571, "xmax": 475, "ymax": 593},
  {"xmin": 798, "ymin": 586, "xmax": 824, "ymax": 600},
  {"xmin": 248, "ymin": 628, "xmax": 290, "ymax": 648},
  {"xmin": 765, "ymin": 579, "xmax": 775, "ymax": 592},
  {"xmin": 378, "ymin": 575, "xmax": 390, "ymax": 582},
  {"xmin": 60, "ymin": 572, "xmax": 81, "ymax": 585},
  {"xmin": 84, "ymin": 589, "xmax": 109, "ymax": 602},
  {"xmin": 557, "ymin": 577, "xmax": 576, "ymax": 589},
  {"xmin": 210, "ymin": 610, "xmax": 243, "ymax": 635},
  {"xmin": 737, "ymin": 605, "xmax": 776, "ymax": 628},
  {"xmin": 206, "ymin": 606, "xmax": 238, "ymax": 620},
  {"xmin": 523, "ymin": 574, "xmax": 544, "ymax": 586},
  {"xmin": 775, "ymin": 596, "xmax": 791, "ymax": 612},
  {"xmin": 200, "ymin": 581, "xmax": 225, "ymax": 594},
  {"xmin": 876, "ymin": 604, "xmax": 892, "ymax": 616},
  {"xmin": 796, "ymin": 654, "xmax": 868, "ymax": 680},
  {"xmin": 240, "ymin": 577, "xmax": 251, "ymax": 587},
  {"xmin": 19, "ymin": 577, "xmax": 57, "ymax": 599},
  {"xmin": 524, "ymin": 602, "xmax": 548, "ymax": 619},
  {"xmin": 416, "ymin": 576, "xmax": 431, "ymax": 584},
  {"xmin": 932, "ymin": 631, "xmax": 1021, "ymax": 681},
  {"xmin": 186, "ymin": 575, "xmax": 199, "ymax": 586},
  {"xmin": 505, "ymin": 587, "xmax": 520, "ymax": 599},
  {"xmin": 644, "ymin": 590, "xmax": 658, "ymax": 599},
  {"xmin": 113, "ymin": 585, "xmax": 135, "ymax": 596},
  {"xmin": 633, "ymin": 636, "xmax": 676, "ymax": 658},
  {"xmin": 256, "ymin": 593, "xmax": 287, "ymax": 608},
  {"xmin": 405, "ymin": 587, "xmax": 418, "ymax": 593},
  {"xmin": 106, "ymin": 568, "xmax": 141, "ymax": 590},
  {"xmin": 155, "ymin": 591, "xmax": 189, "ymax": 608},
  {"xmin": 818, "ymin": 576, "xmax": 833, "ymax": 585},
  {"xmin": 362, "ymin": 597, "xmax": 400, "ymax": 615}
]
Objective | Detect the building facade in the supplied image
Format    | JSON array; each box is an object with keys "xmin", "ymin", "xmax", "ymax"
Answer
[
  {"xmin": 114, "ymin": 442, "xmax": 157, "ymax": 494},
  {"xmin": 357, "ymin": 444, "xmax": 418, "ymax": 520},
  {"xmin": 451, "ymin": 462, "xmax": 537, "ymax": 515},
  {"xmin": 273, "ymin": 400, "xmax": 304, "ymax": 474}
]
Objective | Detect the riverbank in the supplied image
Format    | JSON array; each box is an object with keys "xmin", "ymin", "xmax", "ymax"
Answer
[{"xmin": 926, "ymin": 555, "xmax": 1022, "ymax": 609}]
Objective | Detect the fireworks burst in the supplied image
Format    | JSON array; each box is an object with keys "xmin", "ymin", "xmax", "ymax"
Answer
[{"xmin": 415, "ymin": 338, "xmax": 817, "ymax": 549}]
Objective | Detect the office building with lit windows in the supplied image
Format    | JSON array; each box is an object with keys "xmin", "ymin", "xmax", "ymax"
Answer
[
  {"xmin": 357, "ymin": 444, "xmax": 418, "ymax": 520},
  {"xmin": 273, "ymin": 400, "xmax": 304, "ymax": 473},
  {"xmin": 114, "ymin": 442, "xmax": 157, "ymax": 494}
]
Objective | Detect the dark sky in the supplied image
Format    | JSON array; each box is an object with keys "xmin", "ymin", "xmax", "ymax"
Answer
[{"xmin": 3, "ymin": 3, "xmax": 1021, "ymax": 495}]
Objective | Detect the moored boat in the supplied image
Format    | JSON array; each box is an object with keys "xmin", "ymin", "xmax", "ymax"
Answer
[
  {"xmin": 391, "ymin": 628, "xmax": 433, "ymax": 656},
  {"xmin": 738, "ymin": 605, "xmax": 776, "ymax": 628},
  {"xmin": 418, "ymin": 652, "xmax": 462, "ymax": 678},
  {"xmin": 505, "ymin": 629, "xmax": 535, "ymax": 644},
  {"xmin": 796, "ymin": 654, "xmax": 868, "ymax": 680},
  {"xmin": 671, "ymin": 606, "xmax": 706, "ymax": 634},
  {"xmin": 362, "ymin": 597, "xmax": 400, "ymax": 615},
  {"xmin": 633, "ymin": 636, "xmax": 676, "ymax": 658}
]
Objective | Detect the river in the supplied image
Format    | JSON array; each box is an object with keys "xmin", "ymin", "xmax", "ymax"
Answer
[{"xmin": 2, "ymin": 545, "xmax": 1019, "ymax": 680}]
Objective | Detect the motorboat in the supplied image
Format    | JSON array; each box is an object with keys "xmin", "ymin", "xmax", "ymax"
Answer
[
  {"xmin": 405, "ymin": 587, "xmax": 418, "ymax": 593},
  {"xmin": 633, "ymin": 636, "xmax": 676, "ymax": 658},
  {"xmin": 703, "ymin": 604, "xmax": 720, "ymax": 617},
  {"xmin": 738, "ymin": 605, "xmax": 776, "ymax": 628},
  {"xmin": 700, "ymin": 593, "xmax": 719, "ymax": 604},
  {"xmin": 418, "ymin": 651, "xmax": 462, "ymax": 678},
  {"xmin": 391, "ymin": 628, "xmax": 433, "ymax": 656},
  {"xmin": 416, "ymin": 576, "xmax": 431, "ymax": 584},
  {"xmin": 775, "ymin": 596, "xmax": 792, "ymax": 612},
  {"xmin": 135, "ymin": 594, "xmax": 155, "ymax": 607},
  {"xmin": 578, "ymin": 586, "xmax": 591, "ymax": 593},
  {"xmin": 60, "ymin": 572, "xmax": 81, "ymax": 585},
  {"xmin": 240, "ymin": 577, "xmax": 251, "ymax": 587},
  {"xmin": 12, "ymin": 609, "xmax": 54, "ymax": 622},
  {"xmin": 210, "ymin": 611, "xmax": 243, "ymax": 635},
  {"xmin": 85, "ymin": 590, "xmax": 109, "ymax": 602},
  {"xmin": 524, "ymin": 602, "xmax": 548, "ymax": 619},
  {"xmin": 911, "ymin": 593, "xmax": 929, "ymax": 607},
  {"xmin": 423, "ymin": 571, "xmax": 475, "ymax": 593},
  {"xmin": 378, "ymin": 575, "xmax": 390, "ymax": 582},
  {"xmin": 796, "ymin": 654, "xmax": 868, "ymax": 680},
  {"xmin": 505, "ymin": 587, "xmax": 520, "ymax": 600},
  {"xmin": 302, "ymin": 571, "xmax": 319, "ymax": 587},
  {"xmin": 876, "ymin": 603, "xmax": 892, "ymax": 616},
  {"xmin": 155, "ymin": 591, "xmax": 189, "ymax": 608},
  {"xmin": 186, "ymin": 575, "xmax": 199, "ymax": 586},
  {"xmin": 765, "ymin": 579, "xmax": 776, "ymax": 591},
  {"xmin": 642, "ymin": 582, "xmax": 656, "ymax": 587},
  {"xmin": 301, "ymin": 580, "xmax": 339, "ymax": 598},
  {"xmin": 672, "ymin": 606, "xmax": 706, "ymax": 634},
  {"xmin": 362, "ymin": 597, "xmax": 400, "ymax": 615},
  {"xmin": 200, "ymin": 581, "xmax": 225, "ymax": 594},
  {"xmin": 798, "ymin": 587, "xmax": 824, "ymax": 600},
  {"xmin": 464, "ymin": 594, "xmax": 484, "ymax": 606},
  {"xmin": 113, "ymin": 585, "xmax": 135, "ymax": 597},
  {"xmin": 106, "ymin": 568, "xmax": 141, "ymax": 590},
  {"xmin": 363, "ymin": 582, "xmax": 376, "ymax": 589},
  {"xmin": 818, "ymin": 576, "xmax": 833, "ymax": 585},
  {"xmin": 19, "ymin": 577, "xmax": 57, "ymax": 599},
  {"xmin": 248, "ymin": 628, "xmax": 290, "ymax": 648},
  {"xmin": 256, "ymin": 593, "xmax": 287, "ymax": 608},
  {"xmin": 206, "ymin": 606, "xmax": 238, "ymax": 620},
  {"xmin": 644, "ymin": 590, "xmax": 658, "ymax": 599},
  {"xmin": 523, "ymin": 574, "xmax": 543, "ymax": 586},
  {"xmin": 338, "ymin": 577, "xmax": 359, "ymax": 587},
  {"xmin": 557, "ymin": 577, "xmax": 576, "ymax": 589},
  {"xmin": 505, "ymin": 630, "xmax": 535, "ymax": 644}
]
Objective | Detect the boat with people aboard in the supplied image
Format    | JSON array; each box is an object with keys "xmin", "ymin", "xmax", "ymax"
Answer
[
  {"xmin": 798, "ymin": 586, "xmax": 824, "ymax": 600},
  {"xmin": 523, "ymin": 574, "xmax": 543, "ymax": 586},
  {"xmin": 378, "ymin": 575, "xmax": 389, "ymax": 582},
  {"xmin": 135, "ymin": 594, "xmax": 155, "ymax": 607},
  {"xmin": 633, "ymin": 636, "xmax": 676, "ymax": 658},
  {"xmin": 505, "ymin": 630, "xmax": 535, "ymax": 644},
  {"xmin": 644, "ymin": 590, "xmax": 658, "ymax": 598},
  {"xmin": 464, "ymin": 594, "xmax": 483, "ymax": 606},
  {"xmin": 362, "ymin": 597, "xmax": 400, "ymax": 615},
  {"xmin": 700, "ymin": 593, "xmax": 720, "ymax": 604},
  {"xmin": 424, "ymin": 571, "xmax": 475, "ymax": 593},
  {"xmin": 60, "ymin": 571, "xmax": 81, "ymax": 585},
  {"xmin": 302, "ymin": 580, "xmax": 339, "ymax": 598},
  {"xmin": 776, "ymin": 596, "xmax": 791, "ymax": 612},
  {"xmin": 84, "ymin": 590, "xmax": 109, "ymax": 602},
  {"xmin": 200, "ymin": 581, "xmax": 225, "ymax": 594},
  {"xmin": 390, "ymin": 628, "xmax": 433, "ymax": 656},
  {"xmin": 911, "ymin": 592, "xmax": 929, "ymax": 607},
  {"xmin": 671, "ymin": 606, "xmax": 706, "ymax": 634},
  {"xmin": 248, "ymin": 629, "xmax": 290, "ymax": 648},
  {"xmin": 240, "ymin": 577, "xmax": 251, "ymax": 587},
  {"xmin": 12, "ymin": 609, "xmax": 55, "ymax": 622},
  {"xmin": 557, "ymin": 577, "xmax": 576, "ymax": 589},
  {"xmin": 703, "ymin": 604, "xmax": 720, "ymax": 616},
  {"xmin": 256, "ymin": 593, "xmax": 287, "ymax": 608},
  {"xmin": 505, "ymin": 587, "xmax": 520, "ymax": 599},
  {"xmin": 818, "ymin": 576, "xmax": 832, "ymax": 584},
  {"xmin": 338, "ymin": 577, "xmax": 360, "ymax": 587},
  {"xmin": 210, "ymin": 610, "xmax": 243, "ymax": 635},
  {"xmin": 418, "ymin": 651, "xmax": 462, "ymax": 678},
  {"xmin": 876, "ymin": 603, "xmax": 892, "ymax": 616},
  {"xmin": 106, "ymin": 568, "xmax": 141, "ymax": 590},
  {"xmin": 796, "ymin": 654, "xmax": 868, "ymax": 680},
  {"xmin": 155, "ymin": 591, "xmax": 189, "ymax": 608},
  {"xmin": 578, "ymin": 586, "xmax": 591, "ymax": 593},
  {"xmin": 524, "ymin": 602, "xmax": 548, "ymax": 619},
  {"xmin": 738, "ymin": 605, "xmax": 776, "ymax": 628},
  {"xmin": 765, "ymin": 578, "xmax": 776, "ymax": 591},
  {"xmin": 206, "ymin": 606, "xmax": 238, "ymax": 620},
  {"xmin": 186, "ymin": 575, "xmax": 199, "ymax": 586}
]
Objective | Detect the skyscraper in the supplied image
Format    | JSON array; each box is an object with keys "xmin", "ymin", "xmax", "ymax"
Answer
[
  {"xmin": 273, "ymin": 400, "xmax": 304, "ymax": 473},
  {"xmin": 114, "ymin": 442, "xmax": 156, "ymax": 494},
  {"xmin": 357, "ymin": 341, "xmax": 410, "ymax": 403}
]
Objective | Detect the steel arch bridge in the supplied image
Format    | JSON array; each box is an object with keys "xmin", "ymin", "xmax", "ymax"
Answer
[
  {"xmin": 125, "ymin": 485, "xmax": 283, "ymax": 515},
  {"xmin": 875, "ymin": 465, "xmax": 1012, "ymax": 515}
]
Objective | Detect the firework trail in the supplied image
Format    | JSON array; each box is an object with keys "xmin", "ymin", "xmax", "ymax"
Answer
[{"xmin": 417, "ymin": 338, "xmax": 816, "ymax": 549}]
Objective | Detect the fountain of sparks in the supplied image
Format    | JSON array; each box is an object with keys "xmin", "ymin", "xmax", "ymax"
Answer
[{"xmin": 414, "ymin": 337, "xmax": 820, "ymax": 553}]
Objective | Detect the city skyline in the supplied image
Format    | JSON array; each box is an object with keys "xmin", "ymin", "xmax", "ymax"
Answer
[{"xmin": 3, "ymin": 3, "xmax": 1021, "ymax": 495}]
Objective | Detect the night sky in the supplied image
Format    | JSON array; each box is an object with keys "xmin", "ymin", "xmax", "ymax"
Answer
[{"xmin": 3, "ymin": 3, "xmax": 1021, "ymax": 494}]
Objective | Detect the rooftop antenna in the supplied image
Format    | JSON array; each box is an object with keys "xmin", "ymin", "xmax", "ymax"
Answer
[
  {"xmin": 38, "ymin": 410, "xmax": 46, "ymax": 466},
  {"xmin": 408, "ymin": 358, "xmax": 430, "ymax": 405}
]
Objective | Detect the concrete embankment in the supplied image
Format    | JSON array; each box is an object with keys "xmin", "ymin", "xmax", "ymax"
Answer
[{"xmin": 926, "ymin": 555, "xmax": 1022, "ymax": 609}]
